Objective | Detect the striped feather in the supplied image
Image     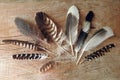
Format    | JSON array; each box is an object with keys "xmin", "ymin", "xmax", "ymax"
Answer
[
  {"xmin": 2, "ymin": 39, "xmax": 46, "ymax": 51},
  {"xmin": 84, "ymin": 43, "xmax": 115, "ymax": 61},
  {"xmin": 40, "ymin": 61, "xmax": 55, "ymax": 72},
  {"xmin": 13, "ymin": 53, "xmax": 48, "ymax": 60},
  {"xmin": 35, "ymin": 12, "xmax": 63, "ymax": 43}
]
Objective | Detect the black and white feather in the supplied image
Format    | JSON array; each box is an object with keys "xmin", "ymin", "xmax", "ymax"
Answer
[
  {"xmin": 13, "ymin": 53, "xmax": 49, "ymax": 60},
  {"xmin": 84, "ymin": 43, "xmax": 115, "ymax": 61},
  {"xmin": 65, "ymin": 5, "xmax": 79, "ymax": 55},
  {"xmin": 75, "ymin": 11, "xmax": 94, "ymax": 54},
  {"xmin": 76, "ymin": 26, "xmax": 114, "ymax": 64}
]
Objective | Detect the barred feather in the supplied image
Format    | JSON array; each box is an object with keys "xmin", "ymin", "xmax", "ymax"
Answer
[
  {"xmin": 85, "ymin": 43, "xmax": 115, "ymax": 61},
  {"xmin": 12, "ymin": 53, "xmax": 48, "ymax": 60},
  {"xmin": 2, "ymin": 39, "xmax": 46, "ymax": 51},
  {"xmin": 35, "ymin": 12, "xmax": 63, "ymax": 43},
  {"xmin": 40, "ymin": 61, "xmax": 55, "ymax": 72}
]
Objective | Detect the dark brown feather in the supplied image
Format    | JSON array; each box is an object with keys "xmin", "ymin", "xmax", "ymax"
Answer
[
  {"xmin": 35, "ymin": 12, "xmax": 63, "ymax": 43},
  {"xmin": 2, "ymin": 39, "xmax": 46, "ymax": 51}
]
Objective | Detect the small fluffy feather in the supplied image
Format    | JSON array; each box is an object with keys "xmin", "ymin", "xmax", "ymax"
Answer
[
  {"xmin": 76, "ymin": 26, "xmax": 114, "ymax": 65},
  {"xmin": 15, "ymin": 17, "xmax": 36, "ymax": 36}
]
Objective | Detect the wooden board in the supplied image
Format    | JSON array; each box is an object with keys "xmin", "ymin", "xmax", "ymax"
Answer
[{"xmin": 0, "ymin": 0, "xmax": 120, "ymax": 80}]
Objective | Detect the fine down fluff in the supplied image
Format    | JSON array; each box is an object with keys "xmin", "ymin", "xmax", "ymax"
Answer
[
  {"xmin": 75, "ymin": 11, "xmax": 94, "ymax": 55},
  {"xmin": 65, "ymin": 5, "xmax": 79, "ymax": 55},
  {"xmin": 76, "ymin": 26, "xmax": 114, "ymax": 65}
]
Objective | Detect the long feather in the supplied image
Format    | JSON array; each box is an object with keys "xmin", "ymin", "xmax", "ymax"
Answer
[
  {"xmin": 13, "ymin": 53, "xmax": 48, "ymax": 60},
  {"xmin": 35, "ymin": 12, "xmax": 69, "ymax": 55},
  {"xmin": 76, "ymin": 26, "xmax": 114, "ymax": 65},
  {"xmin": 74, "ymin": 11, "xmax": 94, "ymax": 56},
  {"xmin": 35, "ymin": 12, "xmax": 63, "ymax": 43},
  {"xmin": 65, "ymin": 5, "xmax": 79, "ymax": 55}
]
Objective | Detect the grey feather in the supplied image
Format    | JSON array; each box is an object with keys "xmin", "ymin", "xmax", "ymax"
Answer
[
  {"xmin": 76, "ymin": 26, "xmax": 114, "ymax": 65},
  {"xmin": 15, "ymin": 17, "xmax": 36, "ymax": 37},
  {"xmin": 65, "ymin": 5, "xmax": 79, "ymax": 55}
]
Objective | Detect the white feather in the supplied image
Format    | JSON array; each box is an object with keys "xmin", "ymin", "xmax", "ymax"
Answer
[
  {"xmin": 66, "ymin": 5, "xmax": 79, "ymax": 44},
  {"xmin": 65, "ymin": 5, "xmax": 79, "ymax": 55},
  {"xmin": 76, "ymin": 26, "xmax": 114, "ymax": 65},
  {"xmin": 84, "ymin": 26, "xmax": 114, "ymax": 51}
]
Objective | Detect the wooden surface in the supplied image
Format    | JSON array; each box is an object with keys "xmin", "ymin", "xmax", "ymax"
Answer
[{"xmin": 0, "ymin": 0, "xmax": 120, "ymax": 80}]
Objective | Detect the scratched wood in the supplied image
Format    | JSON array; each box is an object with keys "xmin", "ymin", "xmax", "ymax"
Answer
[{"xmin": 0, "ymin": 0, "xmax": 120, "ymax": 80}]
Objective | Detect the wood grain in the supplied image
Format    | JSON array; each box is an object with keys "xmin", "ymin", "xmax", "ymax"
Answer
[{"xmin": 0, "ymin": 0, "xmax": 120, "ymax": 80}]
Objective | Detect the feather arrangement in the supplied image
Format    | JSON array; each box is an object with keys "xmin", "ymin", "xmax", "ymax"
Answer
[
  {"xmin": 65, "ymin": 5, "xmax": 79, "ymax": 55},
  {"xmin": 13, "ymin": 53, "xmax": 49, "ymax": 60},
  {"xmin": 74, "ymin": 11, "xmax": 94, "ymax": 55},
  {"xmin": 35, "ymin": 12, "xmax": 63, "ymax": 43},
  {"xmin": 81, "ymin": 43, "xmax": 115, "ymax": 63},
  {"xmin": 76, "ymin": 26, "xmax": 114, "ymax": 65},
  {"xmin": 2, "ymin": 5, "xmax": 116, "ymax": 73}
]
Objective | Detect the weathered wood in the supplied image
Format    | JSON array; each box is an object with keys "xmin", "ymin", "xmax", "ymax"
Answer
[{"xmin": 0, "ymin": 0, "xmax": 120, "ymax": 80}]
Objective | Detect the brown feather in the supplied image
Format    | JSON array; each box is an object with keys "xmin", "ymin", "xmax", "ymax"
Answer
[{"xmin": 35, "ymin": 12, "xmax": 63, "ymax": 43}]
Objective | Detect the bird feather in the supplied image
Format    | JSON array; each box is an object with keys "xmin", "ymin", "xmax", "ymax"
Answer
[
  {"xmin": 65, "ymin": 5, "xmax": 79, "ymax": 55},
  {"xmin": 76, "ymin": 26, "xmax": 114, "ymax": 65}
]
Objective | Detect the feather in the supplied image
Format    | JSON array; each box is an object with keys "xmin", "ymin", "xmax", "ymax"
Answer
[
  {"xmin": 14, "ymin": 17, "xmax": 48, "ymax": 46},
  {"xmin": 65, "ymin": 5, "xmax": 79, "ymax": 55},
  {"xmin": 13, "ymin": 53, "xmax": 48, "ymax": 60},
  {"xmin": 84, "ymin": 43, "xmax": 115, "ymax": 61},
  {"xmin": 2, "ymin": 39, "xmax": 46, "ymax": 51},
  {"xmin": 35, "ymin": 12, "xmax": 63, "ymax": 43},
  {"xmin": 75, "ymin": 11, "xmax": 94, "ymax": 55},
  {"xmin": 76, "ymin": 26, "xmax": 114, "ymax": 65},
  {"xmin": 40, "ymin": 61, "xmax": 55, "ymax": 72},
  {"xmin": 15, "ymin": 17, "xmax": 40, "ymax": 40}
]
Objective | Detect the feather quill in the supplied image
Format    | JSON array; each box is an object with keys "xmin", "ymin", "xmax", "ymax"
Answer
[
  {"xmin": 75, "ymin": 11, "xmax": 94, "ymax": 56},
  {"xmin": 65, "ymin": 5, "xmax": 79, "ymax": 55},
  {"xmin": 76, "ymin": 26, "xmax": 114, "ymax": 65}
]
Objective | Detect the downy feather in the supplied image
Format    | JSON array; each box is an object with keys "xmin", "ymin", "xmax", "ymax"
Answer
[
  {"xmin": 76, "ymin": 26, "xmax": 114, "ymax": 65},
  {"xmin": 65, "ymin": 5, "xmax": 79, "ymax": 55},
  {"xmin": 15, "ymin": 17, "xmax": 41, "ymax": 40}
]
